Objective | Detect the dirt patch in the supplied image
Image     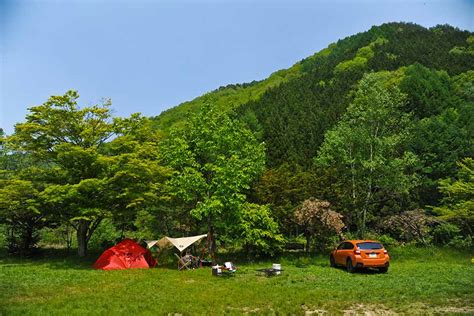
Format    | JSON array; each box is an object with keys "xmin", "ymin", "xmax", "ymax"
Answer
[
  {"xmin": 433, "ymin": 306, "xmax": 474, "ymax": 314},
  {"xmin": 342, "ymin": 304, "xmax": 397, "ymax": 315},
  {"xmin": 301, "ymin": 304, "xmax": 328, "ymax": 315}
]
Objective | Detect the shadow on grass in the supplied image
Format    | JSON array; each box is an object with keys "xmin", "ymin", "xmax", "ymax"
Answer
[
  {"xmin": 330, "ymin": 264, "xmax": 386, "ymax": 274},
  {"xmin": 0, "ymin": 248, "xmax": 98, "ymax": 270}
]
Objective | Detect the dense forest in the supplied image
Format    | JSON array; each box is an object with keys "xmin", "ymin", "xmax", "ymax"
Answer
[{"xmin": 1, "ymin": 22, "xmax": 473, "ymax": 258}]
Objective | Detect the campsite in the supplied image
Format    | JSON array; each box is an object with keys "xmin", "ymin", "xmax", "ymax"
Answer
[
  {"xmin": 1, "ymin": 246, "xmax": 473, "ymax": 314},
  {"xmin": 1, "ymin": 1, "xmax": 474, "ymax": 314}
]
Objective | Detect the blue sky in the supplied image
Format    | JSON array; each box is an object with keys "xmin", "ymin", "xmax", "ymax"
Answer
[{"xmin": 1, "ymin": 0, "xmax": 473, "ymax": 134}]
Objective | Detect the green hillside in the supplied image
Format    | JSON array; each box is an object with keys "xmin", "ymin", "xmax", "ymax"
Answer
[
  {"xmin": 151, "ymin": 22, "xmax": 473, "ymax": 230},
  {"xmin": 151, "ymin": 60, "xmax": 302, "ymax": 131},
  {"xmin": 152, "ymin": 22, "xmax": 473, "ymax": 138}
]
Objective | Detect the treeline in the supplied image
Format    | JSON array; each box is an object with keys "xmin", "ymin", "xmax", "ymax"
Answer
[{"xmin": 1, "ymin": 22, "xmax": 473, "ymax": 258}]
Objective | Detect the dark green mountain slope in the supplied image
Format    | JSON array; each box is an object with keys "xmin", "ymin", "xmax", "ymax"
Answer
[
  {"xmin": 239, "ymin": 23, "xmax": 473, "ymax": 167},
  {"xmin": 153, "ymin": 22, "xmax": 473, "ymax": 168}
]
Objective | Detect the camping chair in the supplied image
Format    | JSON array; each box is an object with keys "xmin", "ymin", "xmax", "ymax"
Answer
[{"xmin": 174, "ymin": 253, "xmax": 191, "ymax": 271}]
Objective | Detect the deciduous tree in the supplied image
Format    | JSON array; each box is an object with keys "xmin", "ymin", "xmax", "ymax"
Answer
[
  {"xmin": 294, "ymin": 198, "xmax": 344, "ymax": 252},
  {"xmin": 161, "ymin": 104, "xmax": 265, "ymax": 258},
  {"xmin": 315, "ymin": 72, "xmax": 418, "ymax": 236}
]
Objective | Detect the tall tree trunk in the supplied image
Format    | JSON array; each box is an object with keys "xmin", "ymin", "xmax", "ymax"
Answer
[
  {"xmin": 77, "ymin": 220, "xmax": 89, "ymax": 257},
  {"xmin": 75, "ymin": 218, "xmax": 103, "ymax": 257},
  {"xmin": 305, "ymin": 233, "xmax": 311, "ymax": 253},
  {"xmin": 207, "ymin": 215, "xmax": 216, "ymax": 263}
]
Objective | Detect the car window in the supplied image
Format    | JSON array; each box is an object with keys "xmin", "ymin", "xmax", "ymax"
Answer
[
  {"xmin": 357, "ymin": 242, "xmax": 383, "ymax": 250},
  {"xmin": 344, "ymin": 242, "xmax": 354, "ymax": 249},
  {"xmin": 337, "ymin": 243, "xmax": 345, "ymax": 250}
]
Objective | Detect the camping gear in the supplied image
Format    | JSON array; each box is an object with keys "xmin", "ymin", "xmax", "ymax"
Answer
[
  {"xmin": 272, "ymin": 263, "xmax": 282, "ymax": 275},
  {"xmin": 200, "ymin": 259, "xmax": 213, "ymax": 267},
  {"xmin": 147, "ymin": 234, "xmax": 209, "ymax": 269},
  {"xmin": 93, "ymin": 239, "xmax": 157, "ymax": 270},
  {"xmin": 212, "ymin": 265, "xmax": 222, "ymax": 276},
  {"xmin": 146, "ymin": 234, "xmax": 207, "ymax": 253},
  {"xmin": 212, "ymin": 262, "xmax": 236, "ymax": 276},
  {"xmin": 174, "ymin": 253, "xmax": 193, "ymax": 270},
  {"xmin": 256, "ymin": 264, "xmax": 283, "ymax": 277},
  {"xmin": 224, "ymin": 262, "xmax": 237, "ymax": 273}
]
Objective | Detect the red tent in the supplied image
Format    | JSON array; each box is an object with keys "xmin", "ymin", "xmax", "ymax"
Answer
[{"xmin": 93, "ymin": 239, "xmax": 157, "ymax": 270}]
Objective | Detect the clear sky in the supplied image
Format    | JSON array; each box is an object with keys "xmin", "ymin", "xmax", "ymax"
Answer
[{"xmin": 1, "ymin": 0, "xmax": 473, "ymax": 134}]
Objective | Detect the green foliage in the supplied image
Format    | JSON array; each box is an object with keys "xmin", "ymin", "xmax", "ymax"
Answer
[
  {"xmin": 3, "ymin": 22, "xmax": 474, "ymax": 256},
  {"xmin": 399, "ymin": 63, "xmax": 454, "ymax": 118},
  {"xmin": 334, "ymin": 37, "xmax": 388, "ymax": 74},
  {"xmin": 252, "ymin": 164, "xmax": 316, "ymax": 235},
  {"xmin": 152, "ymin": 63, "xmax": 302, "ymax": 131},
  {"xmin": 0, "ymin": 179, "xmax": 44, "ymax": 254},
  {"xmin": 87, "ymin": 219, "xmax": 121, "ymax": 250},
  {"xmin": 160, "ymin": 104, "xmax": 265, "ymax": 254},
  {"xmin": 128, "ymin": 209, "xmax": 163, "ymax": 241},
  {"xmin": 236, "ymin": 23, "xmax": 473, "ymax": 168},
  {"xmin": 451, "ymin": 70, "xmax": 474, "ymax": 101},
  {"xmin": 315, "ymin": 72, "xmax": 418, "ymax": 234},
  {"xmin": 449, "ymin": 35, "xmax": 474, "ymax": 56},
  {"xmin": 238, "ymin": 203, "xmax": 284, "ymax": 256},
  {"xmin": 408, "ymin": 107, "xmax": 473, "ymax": 206},
  {"xmin": 433, "ymin": 158, "xmax": 474, "ymax": 237},
  {"xmin": 431, "ymin": 222, "xmax": 462, "ymax": 246},
  {"xmin": 7, "ymin": 91, "xmax": 170, "ymax": 256}
]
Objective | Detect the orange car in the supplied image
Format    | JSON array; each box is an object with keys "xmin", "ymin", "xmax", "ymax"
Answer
[{"xmin": 330, "ymin": 240, "xmax": 390, "ymax": 273}]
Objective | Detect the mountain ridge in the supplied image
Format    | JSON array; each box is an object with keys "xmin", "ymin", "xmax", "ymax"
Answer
[{"xmin": 152, "ymin": 22, "xmax": 473, "ymax": 133}]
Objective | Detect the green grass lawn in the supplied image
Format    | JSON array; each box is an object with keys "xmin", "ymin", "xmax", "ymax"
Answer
[{"xmin": 0, "ymin": 247, "xmax": 473, "ymax": 315}]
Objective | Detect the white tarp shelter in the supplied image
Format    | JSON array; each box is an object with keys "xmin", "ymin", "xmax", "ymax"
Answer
[{"xmin": 146, "ymin": 234, "xmax": 207, "ymax": 253}]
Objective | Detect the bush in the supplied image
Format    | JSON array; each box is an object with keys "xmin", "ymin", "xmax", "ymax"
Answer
[
  {"xmin": 238, "ymin": 203, "xmax": 285, "ymax": 256},
  {"xmin": 294, "ymin": 198, "xmax": 344, "ymax": 252},
  {"xmin": 384, "ymin": 209, "xmax": 435, "ymax": 245},
  {"xmin": 39, "ymin": 224, "xmax": 75, "ymax": 250},
  {"xmin": 88, "ymin": 219, "xmax": 121, "ymax": 250},
  {"xmin": 447, "ymin": 235, "xmax": 472, "ymax": 249},
  {"xmin": 364, "ymin": 232, "xmax": 400, "ymax": 248},
  {"xmin": 432, "ymin": 222, "xmax": 461, "ymax": 245},
  {"xmin": 0, "ymin": 224, "xmax": 7, "ymax": 249}
]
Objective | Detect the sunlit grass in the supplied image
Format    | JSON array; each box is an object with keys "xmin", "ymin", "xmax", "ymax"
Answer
[{"xmin": 1, "ymin": 247, "xmax": 473, "ymax": 314}]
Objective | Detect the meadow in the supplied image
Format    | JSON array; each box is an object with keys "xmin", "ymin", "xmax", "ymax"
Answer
[{"xmin": 0, "ymin": 247, "xmax": 473, "ymax": 315}]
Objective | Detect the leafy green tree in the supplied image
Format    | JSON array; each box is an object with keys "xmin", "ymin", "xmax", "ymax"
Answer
[
  {"xmin": 161, "ymin": 105, "xmax": 265, "ymax": 258},
  {"xmin": 104, "ymin": 114, "xmax": 172, "ymax": 238},
  {"xmin": 315, "ymin": 72, "xmax": 418, "ymax": 236},
  {"xmin": 0, "ymin": 179, "xmax": 44, "ymax": 254},
  {"xmin": 252, "ymin": 164, "xmax": 316, "ymax": 236},
  {"xmin": 409, "ymin": 108, "xmax": 473, "ymax": 206},
  {"xmin": 8, "ymin": 91, "xmax": 116, "ymax": 256},
  {"xmin": 433, "ymin": 158, "xmax": 474, "ymax": 237},
  {"xmin": 9, "ymin": 91, "xmax": 168, "ymax": 256},
  {"xmin": 238, "ymin": 203, "xmax": 284, "ymax": 256},
  {"xmin": 399, "ymin": 64, "xmax": 454, "ymax": 118}
]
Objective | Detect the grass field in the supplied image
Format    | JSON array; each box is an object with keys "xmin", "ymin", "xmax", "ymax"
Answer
[{"xmin": 0, "ymin": 247, "xmax": 473, "ymax": 315}]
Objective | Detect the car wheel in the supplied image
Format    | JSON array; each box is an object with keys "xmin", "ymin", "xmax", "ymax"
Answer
[
  {"xmin": 379, "ymin": 267, "xmax": 388, "ymax": 273},
  {"xmin": 346, "ymin": 258, "xmax": 355, "ymax": 273},
  {"xmin": 330, "ymin": 255, "xmax": 336, "ymax": 267}
]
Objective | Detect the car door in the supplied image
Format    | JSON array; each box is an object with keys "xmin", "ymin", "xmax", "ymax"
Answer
[
  {"xmin": 334, "ymin": 242, "xmax": 346, "ymax": 265},
  {"xmin": 343, "ymin": 242, "xmax": 354, "ymax": 263}
]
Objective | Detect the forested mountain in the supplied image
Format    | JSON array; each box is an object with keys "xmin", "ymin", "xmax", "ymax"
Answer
[
  {"xmin": 151, "ymin": 22, "xmax": 473, "ymax": 241},
  {"xmin": 154, "ymin": 22, "xmax": 473, "ymax": 168},
  {"xmin": 2, "ymin": 22, "xmax": 473, "ymax": 256}
]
